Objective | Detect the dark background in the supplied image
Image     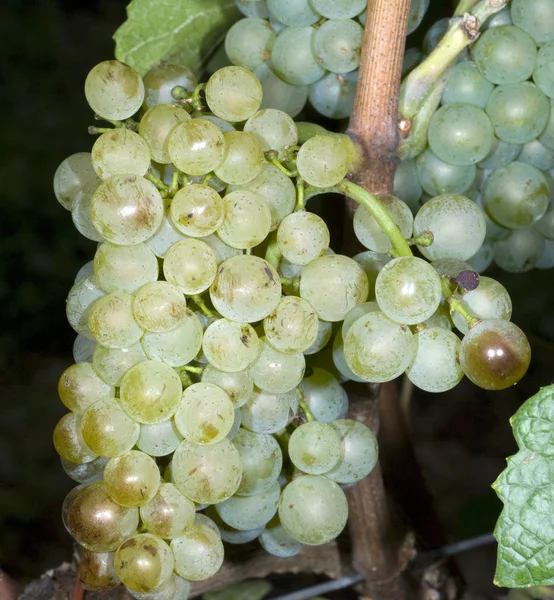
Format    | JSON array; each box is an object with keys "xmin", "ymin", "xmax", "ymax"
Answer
[{"xmin": 0, "ymin": 0, "xmax": 552, "ymax": 596}]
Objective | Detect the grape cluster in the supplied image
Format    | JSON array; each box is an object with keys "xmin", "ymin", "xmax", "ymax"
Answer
[{"xmin": 396, "ymin": 0, "xmax": 554, "ymax": 273}]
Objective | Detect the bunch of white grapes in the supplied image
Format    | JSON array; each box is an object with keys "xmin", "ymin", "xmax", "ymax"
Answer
[
  {"xmin": 225, "ymin": 0, "xmax": 429, "ymax": 119},
  {"xmin": 52, "ymin": 52, "xmax": 531, "ymax": 596},
  {"xmin": 395, "ymin": 0, "xmax": 554, "ymax": 274}
]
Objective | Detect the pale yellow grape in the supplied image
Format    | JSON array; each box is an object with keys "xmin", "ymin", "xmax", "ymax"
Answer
[
  {"xmin": 263, "ymin": 296, "xmax": 319, "ymax": 354},
  {"xmin": 205, "ymin": 66, "xmax": 263, "ymax": 122},
  {"xmin": 132, "ymin": 282, "xmax": 187, "ymax": 333},
  {"xmin": 142, "ymin": 62, "xmax": 197, "ymax": 109},
  {"xmin": 172, "ymin": 438, "xmax": 242, "ymax": 504},
  {"xmin": 250, "ymin": 340, "xmax": 305, "ymax": 394},
  {"xmin": 138, "ymin": 105, "xmax": 191, "ymax": 163},
  {"xmin": 342, "ymin": 301, "xmax": 380, "ymax": 338},
  {"xmin": 88, "ymin": 292, "xmax": 144, "ymax": 349},
  {"xmin": 115, "ymin": 534, "xmax": 173, "ymax": 593},
  {"xmin": 288, "ymin": 421, "xmax": 341, "ymax": 475},
  {"xmin": 64, "ymin": 482, "xmax": 139, "ymax": 551},
  {"xmin": 214, "ymin": 131, "xmax": 264, "ymax": 185},
  {"xmin": 91, "ymin": 129, "xmax": 151, "ymax": 180},
  {"xmin": 146, "ymin": 217, "xmax": 189, "ymax": 258},
  {"xmin": 136, "ymin": 420, "xmax": 183, "ymax": 457},
  {"xmin": 119, "ymin": 360, "xmax": 182, "ymax": 424},
  {"xmin": 202, "ymin": 319, "xmax": 260, "ymax": 372},
  {"xmin": 344, "ymin": 311, "xmax": 416, "ymax": 382},
  {"xmin": 243, "ymin": 109, "xmax": 298, "ymax": 158},
  {"xmin": 140, "ymin": 483, "xmax": 195, "ymax": 539},
  {"xmin": 168, "ymin": 119, "xmax": 226, "ymax": 175},
  {"xmin": 277, "ymin": 211, "xmax": 330, "ymax": 266},
  {"xmin": 125, "ymin": 573, "xmax": 191, "ymax": 600},
  {"xmin": 94, "ymin": 242, "xmax": 159, "ymax": 294},
  {"xmin": 77, "ymin": 549, "xmax": 119, "ymax": 592},
  {"xmin": 352, "ymin": 251, "xmax": 392, "ymax": 299},
  {"xmin": 171, "ymin": 523, "xmax": 224, "ymax": 581},
  {"xmin": 299, "ymin": 254, "xmax": 369, "ymax": 322},
  {"xmin": 84, "ymin": 60, "xmax": 144, "ymax": 121},
  {"xmin": 53, "ymin": 413, "xmax": 98, "ymax": 463},
  {"xmin": 210, "ymin": 255, "xmax": 281, "ymax": 322},
  {"xmin": 202, "ymin": 233, "xmax": 242, "ymax": 262},
  {"xmin": 104, "ymin": 450, "xmax": 160, "ymax": 507},
  {"xmin": 303, "ymin": 319, "xmax": 333, "ymax": 355},
  {"xmin": 163, "ymin": 239, "xmax": 218, "ymax": 295},
  {"xmin": 353, "ymin": 195, "xmax": 414, "ymax": 253},
  {"xmin": 296, "ymin": 135, "xmax": 349, "ymax": 187},
  {"xmin": 375, "ymin": 257, "xmax": 442, "ymax": 325},
  {"xmin": 58, "ymin": 362, "xmax": 113, "ymax": 413},
  {"xmin": 169, "ymin": 184, "xmax": 224, "ymax": 237},
  {"xmin": 240, "ymin": 389, "xmax": 296, "ymax": 434},
  {"xmin": 174, "ymin": 383, "xmax": 235, "ymax": 445},
  {"xmin": 92, "ymin": 342, "xmax": 148, "ymax": 386},
  {"xmin": 215, "ymin": 480, "xmax": 280, "ymax": 531},
  {"xmin": 217, "ymin": 190, "xmax": 272, "ymax": 249},
  {"xmin": 91, "ymin": 175, "xmax": 164, "ymax": 245},
  {"xmin": 201, "ymin": 366, "xmax": 254, "ymax": 408},
  {"xmin": 71, "ymin": 181, "xmax": 104, "ymax": 242},
  {"xmin": 54, "ymin": 152, "xmax": 99, "ymax": 210},
  {"xmin": 406, "ymin": 327, "xmax": 463, "ymax": 392}
]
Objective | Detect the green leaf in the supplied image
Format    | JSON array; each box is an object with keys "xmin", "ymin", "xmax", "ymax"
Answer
[
  {"xmin": 494, "ymin": 385, "xmax": 554, "ymax": 587},
  {"xmin": 203, "ymin": 580, "xmax": 273, "ymax": 600},
  {"xmin": 113, "ymin": 0, "xmax": 240, "ymax": 76}
]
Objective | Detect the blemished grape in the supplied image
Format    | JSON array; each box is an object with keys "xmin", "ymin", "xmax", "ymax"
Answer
[
  {"xmin": 288, "ymin": 421, "xmax": 341, "ymax": 475},
  {"xmin": 104, "ymin": 450, "xmax": 160, "ymax": 507},
  {"xmin": 511, "ymin": 0, "xmax": 554, "ymax": 45},
  {"xmin": 88, "ymin": 291, "xmax": 144, "ymax": 349},
  {"xmin": 311, "ymin": 0, "xmax": 367, "ymax": 19},
  {"xmin": 202, "ymin": 319, "xmax": 260, "ymax": 373},
  {"xmin": 78, "ymin": 549, "xmax": 119, "ymax": 592},
  {"xmin": 459, "ymin": 319, "xmax": 531, "ymax": 390},
  {"xmin": 253, "ymin": 62, "xmax": 308, "ymax": 118},
  {"xmin": 140, "ymin": 483, "xmax": 195, "ymax": 539},
  {"xmin": 171, "ymin": 523, "xmax": 224, "ymax": 581},
  {"xmin": 308, "ymin": 71, "xmax": 358, "ymax": 120},
  {"xmin": 225, "ymin": 18, "xmax": 276, "ymax": 71},
  {"xmin": 244, "ymin": 109, "xmax": 298, "ymax": 159},
  {"xmin": 84, "ymin": 60, "xmax": 144, "ymax": 121},
  {"xmin": 264, "ymin": 296, "xmax": 319, "ymax": 354},
  {"xmin": 240, "ymin": 388, "xmax": 295, "ymax": 434},
  {"xmin": 136, "ymin": 420, "xmax": 183, "ymax": 458},
  {"xmin": 138, "ymin": 105, "xmax": 191, "ymax": 164},
  {"xmin": 168, "ymin": 119, "xmax": 226, "ymax": 175},
  {"xmin": 53, "ymin": 413, "xmax": 97, "ymax": 463},
  {"xmin": 296, "ymin": 135, "xmax": 349, "ymax": 187},
  {"xmin": 202, "ymin": 366, "xmax": 254, "ymax": 408},
  {"xmin": 249, "ymin": 340, "xmax": 306, "ymax": 394},
  {"xmin": 442, "ymin": 60, "xmax": 494, "ymax": 108},
  {"xmin": 132, "ymin": 281, "xmax": 187, "ymax": 333},
  {"xmin": 493, "ymin": 227, "xmax": 545, "ymax": 273},
  {"xmin": 54, "ymin": 152, "xmax": 99, "ymax": 211},
  {"xmin": 271, "ymin": 27, "xmax": 326, "ymax": 86},
  {"xmin": 205, "ymin": 66, "xmax": 263, "ymax": 122},
  {"xmin": 312, "ymin": 19, "xmax": 364, "ymax": 74},
  {"xmin": 533, "ymin": 42, "xmax": 554, "ymax": 99},
  {"xmin": 169, "ymin": 184, "xmax": 224, "ymax": 238},
  {"xmin": 278, "ymin": 475, "xmax": 348, "ymax": 545},
  {"xmin": 217, "ymin": 189, "xmax": 272, "ymax": 249},
  {"xmin": 277, "ymin": 211, "xmax": 330, "ymax": 266},
  {"xmin": 214, "ymin": 131, "xmax": 264, "ymax": 185},
  {"xmin": 259, "ymin": 520, "xmax": 304, "ymax": 557},
  {"xmin": 142, "ymin": 62, "xmax": 197, "ymax": 109},
  {"xmin": 91, "ymin": 129, "xmax": 151, "ymax": 180},
  {"xmin": 92, "ymin": 342, "xmax": 147, "ymax": 387},
  {"xmin": 416, "ymin": 150, "xmax": 476, "ymax": 197},
  {"xmin": 163, "ymin": 238, "xmax": 218, "ymax": 295},
  {"xmin": 300, "ymin": 367, "xmax": 348, "ymax": 422},
  {"xmin": 58, "ymin": 362, "xmax": 113, "ymax": 414}
]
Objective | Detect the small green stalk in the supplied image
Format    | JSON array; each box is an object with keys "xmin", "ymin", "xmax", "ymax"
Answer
[
  {"xmin": 281, "ymin": 277, "xmax": 300, "ymax": 292},
  {"xmin": 295, "ymin": 177, "xmax": 306, "ymax": 211},
  {"xmin": 297, "ymin": 389, "xmax": 314, "ymax": 423},
  {"xmin": 265, "ymin": 152, "xmax": 298, "ymax": 178},
  {"xmin": 171, "ymin": 169, "xmax": 180, "ymax": 194},
  {"xmin": 176, "ymin": 369, "xmax": 192, "ymax": 388},
  {"xmin": 441, "ymin": 277, "xmax": 479, "ymax": 328},
  {"xmin": 88, "ymin": 126, "xmax": 113, "ymax": 135},
  {"xmin": 190, "ymin": 83, "xmax": 206, "ymax": 112},
  {"xmin": 145, "ymin": 171, "xmax": 171, "ymax": 195},
  {"xmin": 264, "ymin": 233, "xmax": 282, "ymax": 271},
  {"xmin": 190, "ymin": 294, "xmax": 216, "ymax": 319},
  {"xmin": 408, "ymin": 231, "xmax": 434, "ymax": 247},
  {"xmin": 336, "ymin": 180, "xmax": 413, "ymax": 258},
  {"xmin": 203, "ymin": 172, "xmax": 214, "ymax": 186},
  {"xmin": 178, "ymin": 365, "xmax": 204, "ymax": 375},
  {"xmin": 454, "ymin": 0, "xmax": 480, "ymax": 16}
]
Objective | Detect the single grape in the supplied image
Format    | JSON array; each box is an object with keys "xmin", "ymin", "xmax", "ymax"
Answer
[
  {"xmin": 145, "ymin": 217, "xmax": 189, "ymax": 258},
  {"xmin": 259, "ymin": 519, "xmax": 304, "ymax": 557},
  {"xmin": 240, "ymin": 388, "xmax": 295, "ymax": 434},
  {"xmin": 104, "ymin": 450, "xmax": 160, "ymax": 507},
  {"xmin": 510, "ymin": 0, "xmax": 554, "ymax": 44},
  {"xmin": 88, "ymin": 292, "xmax": 143, "ymax": 349},
  {"xmin": 205, "ymin": 506, "xmax": 265, "ymax": 544},
  {"xmin": 263, "ymin": 296, "xmax": 319, "ymax": 354},
  {"xmin": 517, "ymin": 139, "xmax": 554, "ymax": 172},
  {"xmin": 416, "ymin": 149, "xmax": 476, "ymax": 197},
  {"xmin": 300, "ymin": 367, "xmax": 349, "ymax": 421},
  {"xmin": 312, "ymin": 19, "xmax": 363, "ymax": 74},
  {"xmin": 91, "ymin": 129, "xmax": 151, "ymax": 180},
  {"xmin": 53, "ymin": 413, "xmax": 97, "ymax": 463},
  {"xmin": 277, "ymin": 211, "xmax": 330, "ymax": 266},
  {"xmin": 53, "ymin": 152, "xmax": 99, "ymax": 211},
  {"xmin": 352, "ymin": 251, "xmax": 391, "ymax": 298},
  {"xmin": 478, "ymin": 138, "xmax": 522, "ymax": 170},
  {"xmin": 342, "ymin": 301, "xmax": 380, "ymax": 337},
  {"xmin": 215, "ymin": 480, "xmax": 280, "ymax": 531},
  {"xmin": 267, "ymin": 0, "xmax": 319, "ymax": 25},
  {"xmin": 140, "ymin": 483, "xmax": 195, "ymax": 539},
  {"xmin": 534, "ymin": 209, "xmax": 554, "ymax": 240},
  {"xmin": 309, "ymin": 71, "xmax": 358, "ymax": 120},
  {"xmin": 225, "ymin": 17, "xmax": 276, "ymax": 71},
  {"xmin": 71, "ymin": 181, "xmax": 104, "ymax": 242},
  {"xmin": 214, "ymin": 131, "xmax": 264, "ymax": 185},
  {"xmin": 540, "ymin": 99, "xmax": 554, "ymax": 150},
  {"xmin": 533, "ymin": 42, "xmax": 554, "ymax": 99},
  {"xmin": 253, "ymin": 62, "xmax": 308, "ymax": 117},
  {"xmin": 422, "ymin": 17, "xmax": 449, "ymax": 53},
  {"xmin": 78, "ymin": 549, "xmax": 119, "ymax": 592},
  {"xmin": 169, "ymin": 184, "xmax": 224, "ymax": 238},
  {"xmin": 92, "ymin": 342, "xmax": 148, "ymax": 387},
  {"xmin": 61, "ymin": 455, "xmax": 109, "ymax": 485},
  {"xmin": 202, "ymin": 319, "xmax": 260, "ymax": 373},
  {"xmin": 303, "ymin": 320, "xmax": 333, "ymax": 355},
  {"xmin": 168, "ymin": 119, "xmax": 226, "ymax": 175},
  {"xmin": 171, "ymin": 523, "xmax": 224, "ymax": 581},
  {"xmin": 217, "ymin": 189, "xmax": 271, "ymax": 249},
  {"xmin": 493, "ymin": 227, "xmax": 545, "ymax": 273},
  {"xmin": 202, "ymin": 366, "xmax": 254, "ymax": 408},
  {"xmin": 250, "ymin": 340, "xmax": 305, "ymax": 394},
  {"xmin": 310, "ymin": 0, "xmax": 367, "ymax": 19},
  {"xmin": 125, "ymin": 574, "xmax": 191, "ymax": 600},
  {"xmin": 442, "ymin": 59, "xmax": 494, "ymax": 108},
  {"xmin": 132, "ymin": 281, "xmax": 187, "ymax": 334},
  {"xmin": 289, "ymin": 421, "xmax": 341, "ymax": 475},
  {"xmin": 244, "ymin": 109, "xmax": 298, "ymax": 159},
  {"xmin": 205, "ymin": 66, "xmax": 263, "ymax": 122},
  {"xmin": 142, "ymin": 62, "xmax": 197, "ymax": 109},
  {"xmin": 138, "ymin": 105, "xmax": 191, "ymax": 164},
  {"xmin": 58, "ymin": 362, "xmax": 113, "ymax": 413},
  {"xmin": 271, "ymin": 27, "xmax": 326, "ymax": 86},
  {"xmin": 296, "ymin": 135, "xmax": 349, "ymax": 187},
  {"xmin": 163, "ymin": 239, "xmax": 217, "ymax": 295},
  {"xmin": 137, "ymin": 420, "xmax": 183, "ymax": 457}
]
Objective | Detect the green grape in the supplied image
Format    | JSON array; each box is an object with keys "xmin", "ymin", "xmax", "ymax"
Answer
[
  {"xmin": 140, "ymin": 483, "xmax": 195, "ymax": 539},
  {"xmin": 91, "ymin": 175, "xmax": 164, "ymax": 245},
  {"xmin": 534, "ymin": 209, "xmax": 554, "ymax": 240},
  {"xmin": 289, "ymin": 421, "xmax": 341, "ymax": 475},
  {"xmin": 352, "ymin": 251, "xmax": 391, "ymax": 298},
  {"xmin": 401, "ymin": 48, "xmax": 423, "ymax": 77},
  {"xmin": 459, "ymin": 319, "xmax": 531, "ymax": 390},
  {"xmin": 473, "ymin": 25, "xmax": 537, "ymax": 85},
  {"xmin": 210, "ymin": 255, "xmax": 281, "ymax": 323},
  {"xmin": 250, "ymin": 340, "xmax": 305, "ymax": 394},
  {"xmin": 517, "ymin": 140, "xmax": 554, "ymax": 172},
  {"xmin": 300, "ymin": 367, "xmax": 348, "ymax": 421},
  {"xmin": 202, "ymin": 233, "xmax": 242, "ymax": 262},
  {"xmin": 78, "ymin": 549, "xmax": 119, "ymax": 592},
  {"xmin": 217, "ymin": 190, "xmax": 271, "ymax": 249},
  {"xmin": 537, "ymin": 239, "xmax": 554, "ymax": 269},
  {"xmin": 478, "ymin": 138, "xmax": 522, "ymax": 170},
  {"xmin": 342, "ymin": 301, "xmax": 379, "ymax": 337},
  {"xmin": 483, "ymin": 6, "xmax": 512, "ymax": 28},
  {"xmin": 205, "ymin": 66, "xmax": 263, "ymax": 122},
  {"xmin": 146, "ymin": 217, "xmax": 189, "ymax": 258},
  {"xmin": 94, "ymin": 242, "xmax": 159, "ymax": 294},
  {"xmin": 73, "ymin": 334, "xmax": 97, "ymax": 363},
  {"xmin": 296, "ymin": 135, "xmax": 349, "ymax": 187},
  {"xmin": 125, "ymin": 574, "xmax": 191, "ymax": 600},
  {"xmin": 115, "ymin": 534, "xmax": 173, "ymax": 593},
  {"xmin": 84, "ymin": 60, "xmax": 144, "ymax": 121},
  {"xmin": 431, "ymin": 258, "xmax": 472, "ymax": 278},
  {"xmin": 228, "ymin": 163, "xmax": 296, "ymax": 230},
  {"xmin": 163, "ymin": 239, "xmax": 217, "ymax": 295},
  {"xmin": 91, "ymin": 130, "xmax": 151, "ymax": 180},
  {"xmin": 92, "ymin": 342, "xmax": 148, "ymax": 386},
  {"xmin": 303, "ymin": 319, "xmax": 333, "ymax": 355},
  {"xmin": 486, "ymin": 82, "xmax": 550, "ymax": 144},
  {"xmin": 243, "ymin": 109, "xmax": 298, "ymax": 158},
  {"xmin": 309, "ymin": 71, "xmax": 358, "ymax": 120},
  {"xmin": 343, "ymin": 311, "xmax": 416, "ymax": 382},
  {"xmin": 416, "ymin": 150, "xmax": 476, "ymax": 197},
  {"xmin": 353, "ymin": 195, "xmax": 413, "ymax": 253},
  {"xmin": 171, "ymin": 523, "xmax": 224, "ymax": 581},
  {"xmin": 467, "ymin": 240, "xmax": 495, "ymax": 273},
  {"xmin": 407, "ymin": 0, "xmax": 430, "ymax": 34},
  {"xmin": 233, "ymin": 428, "xmax": 282, "ymax": 496},
  {"xmin": 533, "ymin": 42, "xmax": 554, "ymax": 99},
  {"xmin": 277, "ymin": 211, "xmax": 330, "ymax": 266},
  {"xmin": 271, "ymin": 27, "xmax": 326, "ymax": 86},
  {"xmin": 174, "ymin": 383, "xmax": 235, "ymax": 445},
  {"xmin": 82, "ymin": 397, "xmax": 140, "ymax": 457},
  {"xmin": 168, "ymin": 119, "xmax": 226, "ymax": 175},
  {"xmin": 259, "ymin": 519, "xmax": 303, "ymax": 557},
  {"xmin": 202, "ymin": 366, "xmax": 253, "ymax": 408},
  {"xmin": 540, "ymin": 100, "xmax": 554, "ymax": 150},
  {"xmin": 225, "ymin": 18, "xmax": 276, "ymax": 70},
  {"xmin": 132, "ymin": 281, "xmax": 187, "ymax": 333},
  {"xmin": 137, "ymin": 420, "xmax": 183, "ymax": 457},
  {"xmin": 142, "ymin": 62, "xmax": 197, "ymax": 109},
  {"xmin": 202, "ymin": 319, "xmax": 260, "ymax": 373},
  {"xmin": 314, "ymin": 20, "xmax": 363, "ymax": 75},
  {"xmin": 214, "ymin": 131, "xmax": 264, "ymax": 185},
  {"xmin": 58, "ymin": 362, "xmax": 113, "ymax": 413},
  {"xmin": 263, "ymin": 296, "xmax": 319, "ymax": 354},
  {"xmin": 310, "ymin": 0, "xmax": 366, "ymax": 19},
  {"xmin": 483, "ymin": 162, "xmax": 549, "ymax": 229},
  {"xmin": 71, "ymin": 181, "xmax": 104, "ymax": 242},
  {"xmin": 393, "ymin": 159, "xmax": 421, "ymax": 212},
  {"xmin": 104, "ymin": 450, "xmax": 160, "ymax": 507},
  {"xmin": 53, "ymin": 413, "xmax": 97, "ymax": 463},
  {"xmin": 64, "ymin": 482, "xmax": 139, "ymax": 551},
  {"xmin": 138, "ymin": 105, "xmax": 191, "ymax": 164},
  {"xmin": 428, "ymin": 103, "xmax": 494, "ymax": 166},
  {"xmin": 413, "ymin": 194, "xmax": 487, "ymax": 261},
  {"xmin": 172, "ymin": 438, "xmax": 242, "ymax": 504},
  {"xmin": 54, "ymin": 152, "xmax": 99, "ymax": 210},
  {"xmin": 206, "ymin": 507, "xmax": 265, "ymax": 544},
  {"xmin": 170, "ymin": 184, "xmax": 224, "ymax": 238},
  {"xmin": 494, "ymin": 227, "xmax": 545, "ymax": 272},
  {"xmin": 405, "ymin": 327, "xmax": 463, "ymax": 392},
  {"xmin": 375, "ymin": 257, "xmax": 442, "ymax": 325},
  {"xmin": 61, "ymin": 455, "xmax": 109, "ymax": 484},
  {"xmin": 119, "ymin": 360, "xmax": 182, "ymax": 424},
  {"xmin": 253, "ymin": 62, "xmax": 308, "ymax": 117},
  {"xmin": 299, "ymin": 254, "xmax": 369, "ymax": 322},
  {"xmin": 278, "ymin": 475, "xmax": 348, "ymax": 545},
  {"xmin": 267, "ymin": 0, "xmax": 319, "ymax": 25},
  {"xmin": 88, "ymin": 292, "xmax": 143, "ymax": 348},
  {"xmin": 422, "ymin": 17, "xmax": 449, "ymax": 54},
  {"xmin": 423, "ymin": 304, "xmax": 453, "ymax": 330},
  {"xmin": 511, "ymin": 0, "xmax": 554, "ymax": 44},
  {"xmin": 240, "ymin": 388, "xmax": 295, "ymax": 434},
  {"xmin": 330, "ymin": 331, "xmax": 365, "ymax": 382}
]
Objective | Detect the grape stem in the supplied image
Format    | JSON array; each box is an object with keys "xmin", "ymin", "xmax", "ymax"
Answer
[
  {"xmin": 454, "ymin": 0, "xmax": 480, "ymax": 15},
  {"xmin": 281, "ymin": 277, "xmax": 300, "ymax": 293},
  {"xmin": 176, "ymin": 369, "xmax": 192, "ymax": 388},
  {"xmin": 265, "ymin": 152, "xmax": 298, "ymax": 178},
  {"xmin": 190, "ymin": 294, "xmax": 216, "ymax": 319},
  {"xmin": 399, "ymin": 0, "xmax": 507, "ymax": 118},
  {"xmin": 144, "ymin": 171, "xmax": 172, "ymax": 197},
  {"xmin": 170, "ymin": 169, "xmax": 180, "ymax": 194},
  {"xmin": 335, "ymin": 180, "xmax": 413, "ymax": 258},
  {"xmin": 295, "ymin": 177, "xmax": 306, "ymax": 211},
  {"xmin": 297, "ymin": 389, "xmax": 314, "ymax": 423},
  {"xmin": 88, "ymin": 126, "xmax": 113, "ymax": 135},
  {"xmin": 408, "ymin": 231, "xmax": 434, "ymax": 247},
  {"xmin": 178, "ymin": 365, "xmax": 204, "ymax": 375},
  {"xmin": 440, "ymin": 277, "xmax": 480, "ymax": 328}
]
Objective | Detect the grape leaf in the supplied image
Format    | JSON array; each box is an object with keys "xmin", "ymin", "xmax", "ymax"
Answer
[
  {"xmin": 494, "ymin": 385, "xmax": 554, "ymax": 587},
  {"xmin": 113, "ymin": 0, "xmax": 240, "ymax": 76}
]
